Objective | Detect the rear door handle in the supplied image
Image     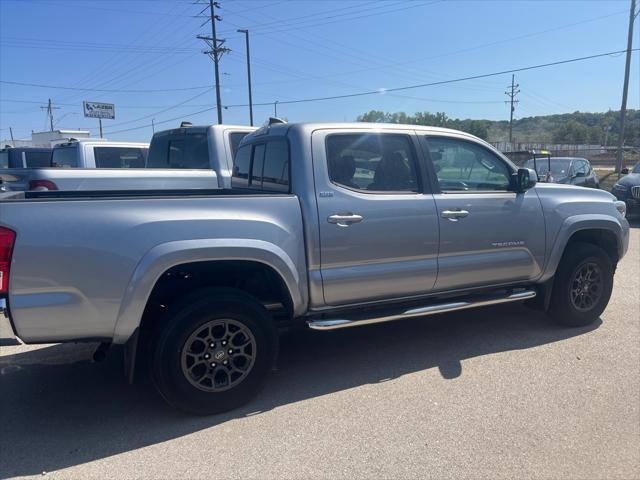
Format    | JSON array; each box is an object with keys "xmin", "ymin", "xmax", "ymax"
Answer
[
  {"xmin": 441, "ymin": 209, "xmax": 469, "ymax": 221},
  {"xmin": 327, "ymin": 213, "xmax": 363, "ymax": 227}
]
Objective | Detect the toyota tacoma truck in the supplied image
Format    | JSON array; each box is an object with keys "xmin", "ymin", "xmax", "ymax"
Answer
[{"xmin": 0, "ymin": 122, "xmax": 629, "ymax": 415}]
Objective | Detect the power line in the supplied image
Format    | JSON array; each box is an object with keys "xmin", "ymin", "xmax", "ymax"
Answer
[
  {"xmin": 0, "ymin": 80, "xmax": 211, "ymax": 93},
  {"xmin": 104, "ymin": 48, "xmax": 638, "ymax": 136},
  {"xmin": 223, "ymin": 48, "xmax": 639, "ymax": 108}
]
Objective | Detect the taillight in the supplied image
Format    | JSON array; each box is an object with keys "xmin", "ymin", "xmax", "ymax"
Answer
[
  {"xmin": 28, "ymin": 180, "xmax": 58, "ymax": 191},
  {"xmin": 0, "ymin": 227, "xmax": 16, "ymax": 294}
]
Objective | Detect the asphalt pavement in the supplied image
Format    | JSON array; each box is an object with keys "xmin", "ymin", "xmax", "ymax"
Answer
[{"xmin": 1, "ymin": 220, "xmax": 638, "ymax": 479}]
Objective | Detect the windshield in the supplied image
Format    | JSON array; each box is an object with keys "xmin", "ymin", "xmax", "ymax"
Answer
[
  {"xmin": 524, "ymin": 158, "xmax": 571, "ymax": 177},
  {"xmin": 633, "ymin": 163, "xmax": 640, "ymax": 174}
]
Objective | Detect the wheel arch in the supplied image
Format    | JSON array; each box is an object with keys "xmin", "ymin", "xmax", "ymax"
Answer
[
  {"xmin": 112, "ymin": 238, "xmax": 306, "ymax": 344},
  {"xmin": 541, "ymin": 215, "xmax": 625, "ymax": 282}
]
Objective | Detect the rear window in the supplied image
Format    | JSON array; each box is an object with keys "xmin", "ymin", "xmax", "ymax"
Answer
[
  {"xmin": 24, "ymin": 151, "xmax": 52, "ymax": 168},
  {"xmin": 52, "ymin": 146, "xmax": 78, "ymax": 168},
  {"xmin": 94, "ymin": 147, "xmax": 147, "ymax": 168},
  {"xmin": 0, "ymin": 151, "xmax": 7, "ymax": 169},
  {"xmin": 147, "ymin": 133, "xmax": 209, "ymax": 169}
]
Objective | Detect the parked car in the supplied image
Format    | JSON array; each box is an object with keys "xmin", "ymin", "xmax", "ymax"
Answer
[
  {"xmin": 0, "ymin": 146, "xmax": 52, "ymax": 168},
  {"xmin": 146, "ymin": 123, "xmax": 256, "ymax": 188},
  {"xmin": 523, "ymin": 156, "xmax": 599, "ymax": 188},
  {"xmin": 0, "ymin": 122, "xmax": 629, "ymax": 415},
  {"xmin": 612, "ymin": 162, "xmax": 640, "ymax": 215}
]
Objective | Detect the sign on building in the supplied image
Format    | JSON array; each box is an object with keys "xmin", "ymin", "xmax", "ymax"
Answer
[{"xmin": 83, "ymin": 101, "xmax": 115, "ymax": 119}]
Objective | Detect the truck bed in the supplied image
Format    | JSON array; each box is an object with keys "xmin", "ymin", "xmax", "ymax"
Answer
[{"xmin": 0, "ymin": 193, "xmax": 306, "ymax": 343}]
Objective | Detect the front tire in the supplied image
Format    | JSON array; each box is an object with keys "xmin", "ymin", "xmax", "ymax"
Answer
[
  {"xmin": 548, "ymin": 242, "xmax": 614, "ymax": 327},
  {"xmin": 150, "ymin": 288, "xmax": 278, "ymax": 415}
]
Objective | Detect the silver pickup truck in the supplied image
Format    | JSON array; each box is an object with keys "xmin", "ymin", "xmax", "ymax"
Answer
[
  {"xmin": 0, "ymin": 122, "xmax": 630, "ymax": 415},
  {"xmin": 0, "ymin": 124, "xmax": 254, "ymax": 192}
]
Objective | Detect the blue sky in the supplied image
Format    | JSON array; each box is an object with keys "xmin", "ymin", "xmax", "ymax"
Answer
[{"xmin": 0, "ymin": 0, "xmax": 638, "ymax": 142}]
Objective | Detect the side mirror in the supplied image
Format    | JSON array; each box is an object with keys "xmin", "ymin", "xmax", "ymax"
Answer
[
  {"xmin": 515, "ymin": 168, "xmax": 537, "ymax": 193},
  {"xmin": 574, "ymin": 171, "xmax": 586, "ymax": 178},
  {"xmin": 621, "ymin": 168, "xmax": 629, "ymax": 175}
]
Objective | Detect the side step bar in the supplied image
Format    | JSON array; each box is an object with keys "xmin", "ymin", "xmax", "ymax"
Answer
[{"xmin": 307, "ymin": 289, "xmax": 536, "ymax": 331}]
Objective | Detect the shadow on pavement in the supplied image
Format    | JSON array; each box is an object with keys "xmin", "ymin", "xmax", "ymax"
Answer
[{"xmin": 0, "ymin": 304, "xmax": 600, "ymax": 477}]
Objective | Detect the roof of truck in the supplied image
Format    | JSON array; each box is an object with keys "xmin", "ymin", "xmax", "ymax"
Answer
[{"xmin": 244, "ymin": 121, "xmax": 489, "ymax": 143}]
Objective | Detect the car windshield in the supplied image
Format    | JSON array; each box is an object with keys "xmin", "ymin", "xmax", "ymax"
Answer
[{"xmin": 524, "ymin": 158, "xmax": 571, "ymax": 177}]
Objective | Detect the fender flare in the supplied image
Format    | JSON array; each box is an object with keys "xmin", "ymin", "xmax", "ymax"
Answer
[
  {"xmin": 112, "ymin": 238, "xmax": 305, "ymax": 343},
  {"xmin": 539, "ymin": 214, "xmax": 626, "ymax": 282}
]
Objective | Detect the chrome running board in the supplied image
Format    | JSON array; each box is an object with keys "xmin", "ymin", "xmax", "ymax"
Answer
[{"xmin": 307, "ymin": 289, "xmax": 536, "ymax": 331}]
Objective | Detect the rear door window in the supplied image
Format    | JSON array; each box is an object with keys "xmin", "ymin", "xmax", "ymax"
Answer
[
  {"xmin": 52, "ymin": 146, "xmax": 78, "ymax": 168},
  {"xmin": 262, "ymin": 140, "xmax": 289, "ymax": 192},
  {"xmin": 232, "ymin": 138, "xmax": 290, "ymax": 192},
  {"xmin": 0, "ymin": 152, "xmax": 8, "ymax": 168},
  {"xmin": 94, "ymin": 147, "xmax": 147, "ymax": 168}
]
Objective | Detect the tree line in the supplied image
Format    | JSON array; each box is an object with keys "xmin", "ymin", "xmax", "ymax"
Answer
[{"xmin": 356, "ymin": 109, "xmax": 639, "ymax": 146}]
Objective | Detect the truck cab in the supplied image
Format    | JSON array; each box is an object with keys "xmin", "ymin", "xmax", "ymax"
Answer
[
  {"xmin": 146, "ymin": 124, "xmax": 256, "ymax": 189},
  {"xmin": 51, "ymin": 139, "xmax": 149, "ymax": 169}
]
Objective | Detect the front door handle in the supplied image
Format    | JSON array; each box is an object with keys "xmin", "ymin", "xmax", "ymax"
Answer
[
  {"xmin": 327, "ymin": 213, "xmax": 363, "ymax": 227},
  {"xmin": 441, "ymin": 209, "xmax": 469, "ymax": 221}
]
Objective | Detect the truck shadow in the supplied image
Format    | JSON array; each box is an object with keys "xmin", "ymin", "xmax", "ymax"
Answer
[{"xmin": 0, "ymin": 304, "xmax": 599, "ymax": 477}]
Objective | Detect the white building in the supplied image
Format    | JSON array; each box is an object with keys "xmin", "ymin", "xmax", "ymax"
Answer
[{"xmin": 2, "ymin": 129, "xmax": 92, "ymax": 148}]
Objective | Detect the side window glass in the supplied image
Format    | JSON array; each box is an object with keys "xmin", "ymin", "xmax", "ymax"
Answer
[
  {"xmin": 51, "ymin": 147, "xmax": 78, "ymax": 168},
  {"xmin": 575, "ymin": 160, "xmax": 588, "ymax": 176},
  {"xmin": 0, "ymin": 152, "xmax": 8, "ymax": 168},
  {"xmin": 94, "ymin": 147, "xmax": 146, "ymax": 168},
  {"xmin": 229, "ymin": 132, "xmax": 249, "ymax": 159},
  {"xmin": 250, "ymin": 144, "xmax": 266, "ymax": 188},
  {"xmin": 326, "ymin": 133, "xmax": 418, "ymax": 193},
  {"xmin": 262, "ymin": 140, "xmax": 289, "ymax": 192},
  {"xmin": 426, "ymin": 137, "xmax": 511, "ymax": 192},
  {"xmin": 232, "ymin": 144, "xmax": 251, "ymax": 188}
]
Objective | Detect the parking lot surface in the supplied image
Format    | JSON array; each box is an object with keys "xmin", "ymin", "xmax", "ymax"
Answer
[{"xmin": 1, "ymin": 221, "xmax": 638, "ymax": 480}]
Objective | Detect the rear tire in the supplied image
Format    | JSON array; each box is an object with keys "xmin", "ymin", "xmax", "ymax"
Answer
[
  {"xmin": 150, "ymin": 288, "xmax": 278, "ymax": 415},
  {"xmin": 548, "ymin": 242, "xmax": 614, "ymax": 327}
]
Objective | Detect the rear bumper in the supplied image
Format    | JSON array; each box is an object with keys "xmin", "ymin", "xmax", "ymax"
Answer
[{"xmin": 0, "ymin": 298, "xmax": 17, "ymax": 342}]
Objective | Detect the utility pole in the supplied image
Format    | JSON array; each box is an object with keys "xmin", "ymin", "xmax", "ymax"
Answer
[
  {"xmin": 152, "ymin": 118, "xmax": 155, "ymax": 134},
  {"xmin": 237, "ymin": 29, "xmax": 254, "ymax": 126},
  {"xmin": 197, "ymin": 1, "xmax": 229, "ymax": 124},
  {"xmin": 505, "ymin": 75, "xmax": 520, "ymax": 146},
  {"xmin": 274, "ymin": 100, "xmax": 279, "ymax": 117},
  {"xmin": 99, "ymin": 118, "xmax": 103, "ymax": 139},
  {"xmin": 615, "ymin": 0, "xmax": 637, "ymax": 173},
  {"xmin": 9, "ymin": 127, "xmax": 14, "ymax": 146},
  {"xmin": 40, "ymin": 98, "xmax": 60, "ymax": 132}
]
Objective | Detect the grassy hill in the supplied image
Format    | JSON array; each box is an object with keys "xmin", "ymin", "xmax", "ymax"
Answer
[{"xmin": 357, "ymin": 109, "xmax": 640, "ymax": 146}]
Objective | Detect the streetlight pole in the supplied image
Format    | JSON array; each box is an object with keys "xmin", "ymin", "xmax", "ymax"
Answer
[
  {"xmin": 274, "ymin": 100, "xmax": 278, "ymax": 117},
  {"xmin": 237, "ymin": 29, "xmax": 254, "ymax": 126}
]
